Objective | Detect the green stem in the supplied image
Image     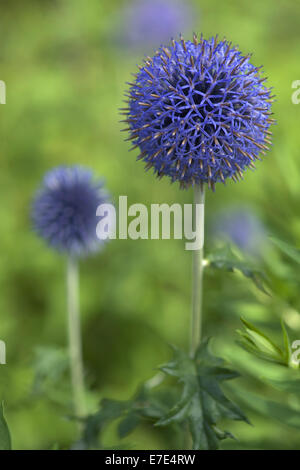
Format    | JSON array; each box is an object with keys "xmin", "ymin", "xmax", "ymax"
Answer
[
  {"xmin": 190, "ymin": 184, "xmax": 205, "ymax": 357},
  {"xmin": 67, "ymin": 255, "xmax": 86, "ymax": 422}
]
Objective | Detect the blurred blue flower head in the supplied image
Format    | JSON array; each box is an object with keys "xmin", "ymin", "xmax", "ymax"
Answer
[
  {"xmin": 122, "ymin": 0, "xmax": 193, "ymax": 50},
  {"xmin": 32, "ymin": 166, "xmax": 110, "ymax": 257},
  {"xmin": 213, "ymin": 208, "xmax": 267, "ymax": 256},
  {"xmin": 125, "ymin": 35, "xmax": 274, "ymax": 190}
]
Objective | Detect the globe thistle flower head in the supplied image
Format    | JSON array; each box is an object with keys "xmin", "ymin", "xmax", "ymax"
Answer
[
  {"xmin": 32, "ymin": 166, "xmax": 110, "ymax": 257},
  {"xmin": 123, "ymin": 34, "xmax": 275, "ymax": 190},
  {"xmin": 121, "ymin": 0, "xmax": 193, "ymax": 51}
]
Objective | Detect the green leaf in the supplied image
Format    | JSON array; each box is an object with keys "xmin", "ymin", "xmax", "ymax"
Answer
[
  {"xmin": 207, "ymin": 245, "xmax": 269, "ymax": 294},
  {"xmin": 0, "ymin": 403, "xmax": 11, "ymax": 450},
  {"xmin": 31, "ymin": 346, "xmax": 70, "ymax": 404},
  {"xmin": 233, "ymin": 388, "xmax": 300, "ymax": 430},
  {"xmin": 240, "ymin": 318, "xmax": 283, "ymax": 358},
  {"xmin": 118, "ymin": 412, "xmax": 141, "ymax": 439},
  {"xmin": 271, "ymin": 237, "xmax": 300, "ymax": 264},
  {"xmin": 156, "ymin": 382, "xmax": 195, "ymax": 426},
  {"xmin": 237, "ymin": 318, "xmax": 292, "ymax": 366},
  {"xmin": 82, "ymin": 398, "xmax": 129, "ymax": 448},
  {"xmin": 156, "ymin": 340, "xmax": 248, "ymax": 450},
  {"xmin": 262, "ymin": 378, "xmax": 300, "ymax": 393},
  {"xmin": 80, "ymin": 387, "xmax": 168, "ymax": 449},
  {"xmin": 281, "ymin": 320, "xmax": 292, "ymax": 365}
]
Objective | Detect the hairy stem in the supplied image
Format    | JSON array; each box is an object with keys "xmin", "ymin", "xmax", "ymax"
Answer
[
  {"xmin": 67, "ymin": 255, "xmax": 86, "ymax": 423},
  {"xmin": 190, "ymin": 184, "xmax": 205, "ymax": 356}
]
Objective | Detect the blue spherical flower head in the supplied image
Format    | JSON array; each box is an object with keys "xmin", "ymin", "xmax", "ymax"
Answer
[
  {"xmin": 32, "ymin": 166, "xmax": 110, "ymax": 257},
  {"xmin": 124, "ymin": 35, "xmax": 275, "ymax": 190}
]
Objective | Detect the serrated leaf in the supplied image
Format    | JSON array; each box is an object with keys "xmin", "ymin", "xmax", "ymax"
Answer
[
  {"xmin": 81, "ymin": 398, "xmax": 129, "ymax": 448},
  {"xmin": 156, "ymin": 382, "xmax": 195, "ymax": 426},
  {"xmin": 200, "ymin": 366, "xmax": 240, "ymax": 381},
  {"xmin": 159, "ymin": 345, "xmax": 194, "ymax": 378},
  {"xmin": 0, "ymin": 403, "xmax": 11, "ymax": 450},
  {"xmin": 207, "ymin": 245, "xmax": 269, "ymax": 294},
  {"xmin": 80, "ymin": 386, "xmax": 168, "ymax": 449},
  {"xmin": 156, "ymin": 340, "xmax": 248, "ymax": 450}
]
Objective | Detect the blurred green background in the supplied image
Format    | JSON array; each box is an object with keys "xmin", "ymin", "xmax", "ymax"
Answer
[{"xmin": 1, "ymin": 0, "xmax": 300, "ymax": 450}]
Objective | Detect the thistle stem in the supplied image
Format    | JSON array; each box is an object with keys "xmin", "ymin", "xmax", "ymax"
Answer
[
  {"xmin": 190, "ymin": 184, "xmax": 205, "ymax": 356},
  {"xmin": 67, "ymin": 255, "xmax": 86, "ymax": 422}
]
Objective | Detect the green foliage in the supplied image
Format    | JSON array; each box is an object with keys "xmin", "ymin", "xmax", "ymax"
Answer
[
  {"xmin": 78, "ymin": 341, "xmax": 248, "ymax": 450},
  {"xmin": 0, "ymin": 403, "xmax": 11, "ymax": 450},
  {"xmin": 232, "ymin": 388, "xmax": 300, "ymax": 430},
  {"xmin": 271, "ymin": 237, "xmax": 300, "ymax": 265},
  {"xmin": 156, "ymin": 340, "xmax": 249, "ymax": 450},
  {"xmin": 80, "ymin": 386, "xmax": 169, "ymax": 449},
  {"xmin": 31, "ymin": 346, "xmax": 71, "ymax": 405},
  {"xmin": 237, "ymin": 318, "xmax": 293, "ymax": 367},
  {"xmin": 32, "ymin": 347, "xmax": 69, "ymax": 392},
  {"xmin": 207, "ymin": 245, "xmax": 269, "ymax": 294},
  {"xmin": 233, "ymin": 316, "xmax": 300, "ymax": 437}
]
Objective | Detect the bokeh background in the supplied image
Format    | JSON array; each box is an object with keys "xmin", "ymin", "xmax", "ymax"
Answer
[{"xmin": 1, "ymin": 0, "xmax": 300, "ymax": 450}]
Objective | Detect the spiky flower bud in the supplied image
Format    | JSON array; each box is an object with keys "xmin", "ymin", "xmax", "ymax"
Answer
[
  {"xmin": 32, "ymin": 166, "xmax": 110, "ymax": 257},
  {"xmin": 123, "ymin": 35, "xmax": 275, "ymax": 190}
]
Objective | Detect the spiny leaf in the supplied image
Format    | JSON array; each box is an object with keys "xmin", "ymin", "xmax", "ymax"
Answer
[
  {"xmin": 207, "ymin": 245, "xmax": 269, "ymax": 294},
  {"xmin": 80, "ymin": 387, "xmax": 168, "ymax": 449},
  {"xmin": 81, "ymin": 398, "xmax": 130, "ymax": 448},
  {"xmin": 156, "ymin": 339, "xmax": 248, "ymax": 450},
  {"xmin": 0, "ymin": 403, "xmax": 11, "ymax": 450},
  {"xmin": 156, "ymin": 382, "xmax": 195, "ymax": 426}
]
